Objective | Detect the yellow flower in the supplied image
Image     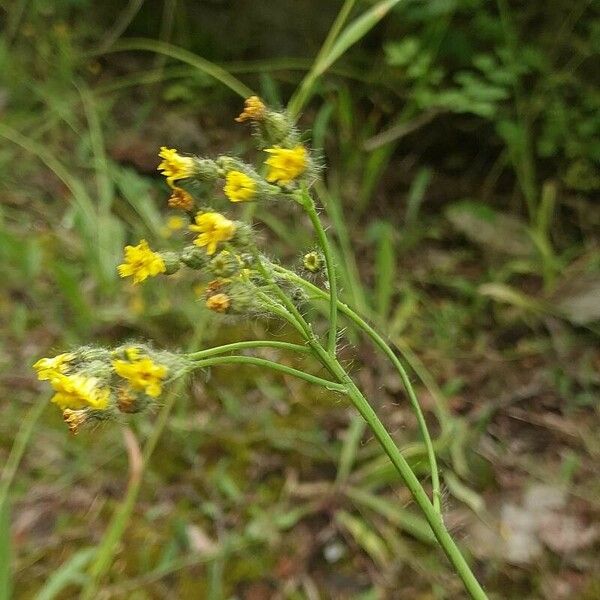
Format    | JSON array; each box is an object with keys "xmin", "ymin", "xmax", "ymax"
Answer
[
  {"xmin": 168, "ymin": 187, "xmax": 194, "ymax": 210},
  {"xmin": 264, "ymin": 145, "xmax": 307, "ymax": 184},
  {"xmin": 158, "ymin": 147, "xmax": 196, "ymax": 186},
  {"xmin": 189, "ymin": 212, "xmax": 236, "ymax": 255},
  {"xmin": 167, "ymin": 216, "xmax": 186, "ymax": 230},
  {"xmin": 50, "ymin": 374, "xmax": 110, "ymax": 411},
  {"xmin": 33, "ymin": 353, "xmax": 74, "ymax": 381},
  {"xmin": 125, "ymin": 347, "xmax": 141, "ymax": 360},
  {"xmin": 162, "ymin": 215, "xmax": 187, "ymax": 238},
  {"xmin": 224, "ymin": 170, "xmax": 257, "ymax": 202},
  {"xmin": 113, "ymin": 356, "xmax": 168, "ymax": 398},
  {"xmin": 118, "ymin": 240, "xmax": 166, "ymax": 284},
  {"xmin": 235, "ymin": 96, "xmax": 266, "ymax": 123},
  {"xmin": 206, "ymin": 293, "xmax": 231, "ymax": 313}
]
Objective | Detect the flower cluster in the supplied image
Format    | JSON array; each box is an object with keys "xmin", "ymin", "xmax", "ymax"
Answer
[
  {"xmin": 36, "ymin": 98, "xmax": 317, "ymax": 434},
  {"xmin": 115, "ymin": 97, "xmax": 314, "ymax": 317},
  {"xmin": 33, "ymin": 345, "xmax": 187, "ymax": 434}
]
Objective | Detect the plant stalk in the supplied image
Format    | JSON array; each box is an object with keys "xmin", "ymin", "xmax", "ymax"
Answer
[
  {"xmin": 299, "ymin": 188, "xmax": 339, "ymax": 356},
  {"xmin": 275, "ymin": 265, "xmax": 442, "ymax": 514}
]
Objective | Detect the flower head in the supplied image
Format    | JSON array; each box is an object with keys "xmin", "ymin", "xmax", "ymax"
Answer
[
  {"xmin": 158, "ymin": 147, "xmax": 196, "ymax": 186},
  {"xmin": 189, "ymin": 212, "xmax": 236, "ymax": 255},
  {"xmin": 62, "ymin": 408, "xmax": 89, "ymax": 435},
  {"xmin": 116, "ymin": 386, "xmax": 143, "ymax": 413},
  {"xmin": 302, "ymin": 251, "xmax": 324, "ymax": 274},
  {"xmin": 113, "ymin": 356, "xmax": 168, "ymax": 398},
  {"xmin": 50, "ymin": 373, "xmax": 110, "ymax": 411},
  {"xmin": 224, "ymin": 170, "xmax": 257, "ymax": 202},
  {"xmin": 162, "ymin": 215, "xmax": 187, "ymax": 238},
  {"xmin": 118, "ymin": 240, "xmax": 166, "ymax": 284},
  {"xmin": 209, "ymin": 250, "xmax": 241, "ymax": 277},
  {"xmin": 33, "ymin": 353, "xmax": 74, "ymax": 381},
  {"xmin": 206, "ymin": 293, "xmax": 231, "ymax": 313},
  {"xmin": 168, "ymin": 187, "xmax": 194, "ymax": 210},
  {"xmin": 264, "ymin": 145, "xmax": 307, "ymax": 184},
  {"xmin": 235, "ymin": 96, "xmax": 266, "ymax": 123}
]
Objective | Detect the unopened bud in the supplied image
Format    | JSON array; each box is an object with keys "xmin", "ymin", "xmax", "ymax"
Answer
[
  {"xmin": 180, "ymin": 245, "xmax": 209, "ymax": 270},
  {"xmin": 209, "ymin": 251, "xmax": 240, "ymax": 277},
  {"xmin": 160, "ymin": 252, "xmax": 181, "ymax": 275},
  {"xmin": 232, "ymin": 223, "xmax": 253, "ymax": 248}
]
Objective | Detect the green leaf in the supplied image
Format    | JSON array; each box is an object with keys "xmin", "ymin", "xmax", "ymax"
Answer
[
  {"xmin": 335, "ymin": 510, "xmax": 390, "ymax": 567},
  {"xmin": 35, "ymin": 548, "xmax": 96, "ymax": 600},
  {"xmin": 336, "ymin": 416, "xmax": 367, "ymax": 483},
  {"xmin": 446, "ymin": 200, "xmax": 534, "ymax": 256}
]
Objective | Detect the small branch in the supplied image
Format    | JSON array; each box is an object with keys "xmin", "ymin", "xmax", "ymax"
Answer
[
  {"xmin": 274, "ymin": 265, "xmax": 442, "ymax": 514},
  {"xmin": 187, "ymin": 340, "xmax": 311, "ymax": 361},
  {"xmin": 299, "ymin": 188, "xmax": 339, "ymax": 357},
  {"xmin": 190, "ymin": 355, "xmax": 347, "ymax": 393}
]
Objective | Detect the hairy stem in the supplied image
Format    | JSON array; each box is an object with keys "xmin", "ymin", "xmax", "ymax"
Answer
[
  {"xmin": 190, "ymin": 355, "xmax": 346, "ymax": 393},
  {"xmin": 322, "ymin": 356, "xmax": 487, "ymax": 599},
  {"xmin": 187, "ymin": 340, "xmax": 310, "ymax": 361},
  {"xmin": 274, "ymin": 265, "xmax": 442, "ymax": 514},
  {"xmin": 299, "ymin": 187, "xmax": 339, "ymax": 357}
]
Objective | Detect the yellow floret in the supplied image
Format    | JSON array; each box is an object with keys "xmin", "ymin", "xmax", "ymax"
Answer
[
  {"xmin": 224, "ymin": 170, "xmax": 257, "ymax": 202},
  {"xmin": 33, "ymin": 353, "xmax": 75, "ymax": 381},
  {"xmin": 206, "ymin": 293, "xmax": 231, "ymax": 313},
  {"xmin": 117, "ymin": 239, "xmax": 166, "ymax": 284},
  {"xmin": 113, "ymin": 356, "xmax": 168, "ymax": 398},
  {"xmin": 264, "ymin": 145, "xmax": 307, "ymax": 184},
  {"xmin": 235, "ymin": 96, "xmax": 266, "ymax": 123},
  {"xmin": 189, "ymin": 212, "xmax": 236, "ymax": 255},
  {"xmin": 50, "ymin": 373, "xmax": 110, "ymax": 410},
  {"xmin": 157, "ymin": 147, "xmax": 196, "ymax": 186}
]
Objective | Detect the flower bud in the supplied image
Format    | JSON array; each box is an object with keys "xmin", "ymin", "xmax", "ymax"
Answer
[
  {"xmin": 264, "ymin": 111, "xmax": 294, "ymax": 145},
  {"xmin": 194, "ymin": 158, "xmax": 221, "ymax": 181},
  {"xmin": 232, "ymin": 222, "xmax": 253, "ymax": 248},
  {"xmin": 239, "ymin": 253, "xmax": 255, "ymax": 268},
  {"xmin": 160, "ymin": 251, "xmax": 181, "ymax": 275},
  {"xmin": 180, "ymin": 245, "xmax": 209, "ymax": 270},
  {"xmin": 209, "ymin": 250, "xmax": 240, "ymax": 278}
]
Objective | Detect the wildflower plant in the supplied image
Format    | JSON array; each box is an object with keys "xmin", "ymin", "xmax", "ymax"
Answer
[{"xmin": 34, "ymin": 96, "xmax": 488, "ymax": 599}]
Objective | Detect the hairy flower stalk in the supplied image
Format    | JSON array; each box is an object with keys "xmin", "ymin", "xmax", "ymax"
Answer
[{"xmin": 34, "ymin": 98, "xmax": 488, "ymax": 599}]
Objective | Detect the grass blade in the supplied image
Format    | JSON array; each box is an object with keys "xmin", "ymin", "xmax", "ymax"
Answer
[
  {"xmin": 0, "ymin": 497, "xmax": 10, "ymax": 600},
  {"xmin": 288, "ymin": 0, "xmax": 402, "ymax": 116},
  {"xmin": 97, "ymin": 38, "xmax": 254, "ymax": 98},
  {"xmin": 35, "ymin": 548, "xmax": 96, "ymax": 600},
  {"xmin": 336, "ymin": 415, "xmax": 367, "ymax": 483}
]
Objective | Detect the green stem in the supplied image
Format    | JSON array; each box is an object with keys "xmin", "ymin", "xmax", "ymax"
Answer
[
  {"xmin": 299, "ymin": 188, "xmax": 339, "ymax": 357},
  {"xmin": 325, "ymin": 362, "xmax": 487, "ymax": 600},
  {"xmin": 187, "ymin": 340, "xmax": 310, "ymax": 360},
  {"xmin": 191, "ymin": 355, "xmax": 346, "ymax": 393},
  {"xmin": 251, "ymin": 248, "xmax": 314, "ymax": 341},
  {"xmin": 274, "ymin": 265, "xmax": 442, "ymax": 514},
  {"xmin": 252, "ymin": 265, "xmax": 483, "ymax": 594}
]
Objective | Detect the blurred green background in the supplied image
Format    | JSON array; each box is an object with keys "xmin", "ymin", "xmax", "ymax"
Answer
[{"xmin": 1, "ymin": 0, "xmax": 599, "ymax": 598}]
